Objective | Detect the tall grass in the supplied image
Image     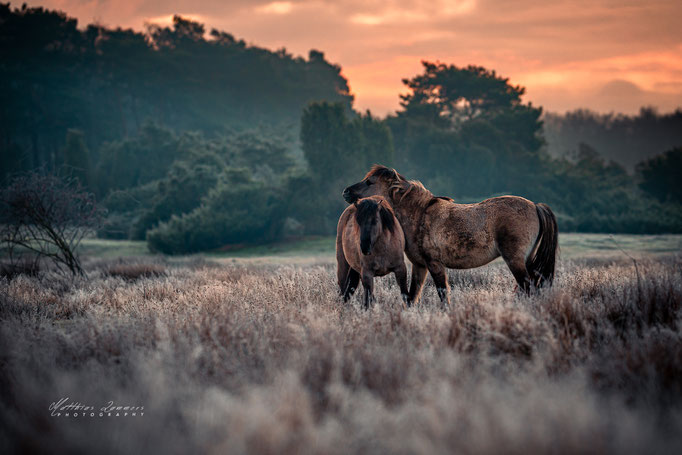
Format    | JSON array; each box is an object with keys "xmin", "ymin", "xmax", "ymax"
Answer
[{"xmin": 1, "ymin": 255, "xmax": 681, "ymax": 453}]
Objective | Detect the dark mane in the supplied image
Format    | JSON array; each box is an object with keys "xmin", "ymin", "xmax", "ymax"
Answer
[
  {"xmin": 355, "ymin": 197, "xmax": 396, "ymax": 233},
  {"xmin": 364, "ymin": 164, "xmax": 400, "ymax": 181}
]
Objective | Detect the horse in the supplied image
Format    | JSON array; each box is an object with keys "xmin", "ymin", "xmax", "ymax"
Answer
[
  {"xmin": 336, "ymin": 195, "xmax": 409, "ymax": 309},
  {"xmin": 342, "ymin": 165, "xmax": 558, "ymax": 307}
]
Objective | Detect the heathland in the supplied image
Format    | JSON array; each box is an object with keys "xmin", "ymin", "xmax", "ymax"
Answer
[{"xmin": 1, "ymin": 235, "xmax": 681, "ymax": 453}]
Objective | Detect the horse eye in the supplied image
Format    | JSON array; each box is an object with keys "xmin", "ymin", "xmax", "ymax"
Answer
[{"xmin": 365, "ymin": 180, "xmax": 372, "ymax": 187}]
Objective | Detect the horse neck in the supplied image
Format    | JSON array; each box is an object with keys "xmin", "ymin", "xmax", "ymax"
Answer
[{"xmin": 391, "ymin": 184, "xmax": 432, "ymax": 238}]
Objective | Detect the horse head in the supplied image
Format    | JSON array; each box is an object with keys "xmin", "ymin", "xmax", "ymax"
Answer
[
  {"xmin": 343, "ymin": 165, "xmax": 409, "ymax": 204},
  {"xmin": 354, "ymin": 196, "xmax": 396, "ymax": 255}
]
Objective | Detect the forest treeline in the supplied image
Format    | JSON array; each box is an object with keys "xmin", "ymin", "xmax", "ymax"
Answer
[
  {"xmin": 1, "ymin": 4, "xmax": 681, "ymax": 254},
  {"xmin": 544, "ymin": 108, "xmax": 682, "ymax": 170},
  {"xmin": 0, "ymin": 3, "xmax": 351, "ymax": 176}
]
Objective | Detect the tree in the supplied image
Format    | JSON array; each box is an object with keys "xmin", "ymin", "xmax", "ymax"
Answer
[
  {"xmin": 637, "ymin": 148, "xmax": 682, "ymax": 203},
  {"xmin": 61, "ymin": 129, "xmax": 91, "ymax": 187},
  {"xmin": 301, "ymin": 101, "xmax": 355, "ymax": 183},
  {"xmin": 299, "ymin": 102, "xmax": 395, "ymax": 233},
  {"xmin": 399, "ymin": 61, "xmax": 530, "ymax": 125},
  {"xmin": 301, "ymin": 102, "xmax": 394, "ymax": 186},
  {"xmin": 1, "ymin": 171, "xmax": 105, "ymax": 276},
  {"xmin": 389, "ymin": 61, "xmax": 544, "ymax": 198}
]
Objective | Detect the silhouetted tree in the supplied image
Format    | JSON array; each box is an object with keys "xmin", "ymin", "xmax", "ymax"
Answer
[
  {"xmin": 389, "ymin": 61, "xmax": 544, "ymax": 198},
  {"xmin": 400, "ymin": 62, "xmax": 530, "ymax": 125}
]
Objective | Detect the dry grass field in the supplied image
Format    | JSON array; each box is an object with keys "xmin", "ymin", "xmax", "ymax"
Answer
[{"xmin": 1, "ymin": 236, "xmax": 682, "ymax": 454}]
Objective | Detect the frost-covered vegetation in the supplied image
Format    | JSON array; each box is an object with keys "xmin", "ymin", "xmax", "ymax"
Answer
[{"xmin": 2, "ymin": 251, "xmax": 682, "ymax": 453}]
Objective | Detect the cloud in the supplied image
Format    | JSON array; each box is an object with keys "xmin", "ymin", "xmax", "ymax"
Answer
[
  {"xmin": 23, "ymin": 0, "xmax": 682, "ymax": 115},
  {"xmin": 349, "ymin": 0, "xmax": 476, "ymax": 25},
  {"xmin": 255, "ymin": 1, "xmax": 294, "ymax": 15}
]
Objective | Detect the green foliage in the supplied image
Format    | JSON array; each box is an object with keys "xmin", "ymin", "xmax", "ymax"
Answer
[
  {"xmin": 130, "ymin": 158, "xmax": 224, "ymax": 239},
  {"xmin": 61, "ymin": 129, "xmax": 91, "ymax": 187},
  {"xmin": 147, "ymin": 173, "xmax": 284, "ymax": 254},
  {"xmin": 558, "ymin": 192, "xmax": 682, "ymax": 234},
  {"xmin": 389, "ymin": 62, "xmax": 682, "ymax": 233},
  {"xmin": 637, "ymin": 147, "xmax": 682, "ymax": 204},
  {"xmin": 301, "ymin": 102, "xmax": 356, "ymax": 182},
  {"xmin": 97, "ymin": 182, "xmax": 158, "ymax": 239},
  {"xmin": 389, "ymin": 61, "xmax": 545, "ymax": 199},
  {"xmin": 282, "ymin": 170, "xmax": 341, "ymax": 235},
  {"xmin": 0, "ymin": 142, "xmax": 26, "ymax": 183},
  {"xmin": 94, "ymin": 123, "xmax": 183, "ymax": 194},
  {"xmin": 0, "ymin": 4, "xmax": 352, "ymax": 177},
  {"xmin": 400, "ymin": 62, "xmax": 529, "ymax": 125},
  {"xmin": 302, "ymin": 102, "xmax": 394, "ymax": 183},
  {"xmin": 93, "ymin": 124, "xmax": 303, "ymax": 248},
  {"xmin": 299, "ymin": 102, "xmax": 394, "ymax": 233},
  {"xmin": 535, "ymin": 144, "xmax": 682, "ymax": 233},
  {"xmin": 544, "ymin": 108, "xmax": 682, "ymax": 170}
]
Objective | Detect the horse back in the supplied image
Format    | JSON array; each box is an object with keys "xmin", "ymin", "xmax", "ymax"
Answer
[{"xmin": 421, "ymin": 196, "xmax": 539, "ymax": 269}]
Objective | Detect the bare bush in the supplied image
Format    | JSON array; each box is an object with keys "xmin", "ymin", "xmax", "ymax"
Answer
[
  {"xmin": 1, "ymin": 171, "xmax": 104, "ymax": 276},
  {"xmin": 1, "ymin": 255, "xmax": 681, "ymax": 453}
]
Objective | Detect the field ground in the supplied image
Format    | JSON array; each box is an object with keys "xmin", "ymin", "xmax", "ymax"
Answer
[
  {"xmin": 80, "ymin": 233, "xmax": 682, "ymax": 263},
  {"xmin": 1, "ymin": 234, "xmax": 682, "ymax": 453}
]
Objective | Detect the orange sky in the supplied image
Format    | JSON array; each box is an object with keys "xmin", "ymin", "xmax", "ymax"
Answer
[{"xmin": 26, "ymin": 0, "xmax": 682, "ymax": 115}]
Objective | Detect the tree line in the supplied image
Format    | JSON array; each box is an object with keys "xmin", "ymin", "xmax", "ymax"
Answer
[
  {"xmin": 0, "ymin": 3, "xmax": 352, "ymax": 180},
  {"xmin": 1, "ymin": 4, "xmax": 681, "ymax": 256},
  {"xmin": 544, "ymin": 108, "xmax": 682, "ymax": 170}
]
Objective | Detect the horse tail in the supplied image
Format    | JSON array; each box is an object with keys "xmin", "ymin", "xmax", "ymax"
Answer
[{"xmin": 527, "ymin": 203, "xmax": 559, "ymax": 288}]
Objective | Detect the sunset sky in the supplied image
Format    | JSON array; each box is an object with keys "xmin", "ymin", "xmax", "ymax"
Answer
[{"xmin": 26, "ymin": 0, "xmax": 682, "ymax": 116}]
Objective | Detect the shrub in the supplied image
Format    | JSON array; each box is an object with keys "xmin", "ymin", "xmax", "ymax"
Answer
[{"xmin": 147, "ymin": 179, "xmax": 285, "ymax": 254}]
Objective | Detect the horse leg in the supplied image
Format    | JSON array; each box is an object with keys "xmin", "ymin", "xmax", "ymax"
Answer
[
  {"xmin": 408, "ymin": 263, "xmax": 428, "ymax": 305},
  {"xmin": 502, "ymin": 256, "xmax": 532, "ymax": 295},
  {"xmin": 394, "ymin": 263, "xmax": 409, "ymax": 307},
  {"xmin": 427, "ymin": 262, "xmax": 450, "ymax": 309},
  {"xmin": 361, "ymin": 271, "xmax": 374, "ymax": 310},
  {"xmin": 498, "ymin": 230, "xmax": 534, "ymax": 295},
  {"xmin": 343, "ymin": 269, "xmax": 360, "ymax": 302},
  {"xmin": 337, "ymin": 247, "xmax": 351, "ymax": 295}
]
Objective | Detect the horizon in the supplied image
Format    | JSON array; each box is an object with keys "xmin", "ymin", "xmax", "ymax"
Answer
[{"xmin": 21, "ymin": 0, "xmax": 682, "ymax": 116}]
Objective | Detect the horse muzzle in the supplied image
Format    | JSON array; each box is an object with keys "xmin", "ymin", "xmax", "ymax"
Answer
[{"xmin": 342, "ymin": 188, "xmax": 355, "ymax": 203}]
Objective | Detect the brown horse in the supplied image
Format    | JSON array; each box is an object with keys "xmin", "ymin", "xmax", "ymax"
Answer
[
  {"xmin": 336, "ymin": 195, "xmax": 409, "ymax": 309},
  {"xmin": 342, "ymin": 165, "xmax": 558, "ymax": 307}
]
